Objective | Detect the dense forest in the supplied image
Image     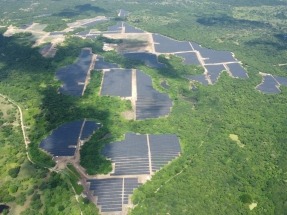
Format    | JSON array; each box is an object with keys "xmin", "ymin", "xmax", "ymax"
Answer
[{"xmin": 0, "ymin": 0, "xmax": 287, "ymax": 214}]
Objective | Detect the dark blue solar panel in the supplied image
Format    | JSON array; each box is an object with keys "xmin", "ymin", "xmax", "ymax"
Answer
[
  {"xmin": 102, "ymin": 133, "xmax": 149, "ymax": 175},
  {"xmin": 192, "ymin": 43, "xmax": 236, "ymax": 64},
  {"xmin": 88, "ymin": 177, "xmax": 140, "ymax": 213},
  {"xmin": 75, "ymin": 30, "xmax": 90, "ymax": 36},
  {"xmin": 39, "ymin": 121, "xmax": 83, "ymax": 156},
  {"xmin": 226, "ymin": 63, "xmax": 248, "ymax": 79},
  {"xmin": 149, "ymin": 134, "xmax": 181, "ymax": 172},
  {"xmin": 186, "ymin": 74, "xmax": 209, "ymax": 85},
  {"xmin": 56, "ymin": 48, "xmax": 93, "ymax": 96},
  {"xmin": 94, "ymin": 56, "xmax": 119, "ymax": 70},
  {"xmin": 256, "ymin": 75, "xmax": 281, "ymax": 94},
  {"xmin": 50, "ymin": 32, "xmax": 65, "ymax": 36},
  {"xmin": 274, "ymin": 75, "xmax": 287, "ymax": 86},
  {"xmin": 175, "ymin": 52, "xmax": 201, "ymax": 65},
  {"xmin": 107, "ymin": 22, "xmax": 123, "ymax": 32},
  {"xmin": 136, "ymin": 70, "xmax": 172, "ymax": 120},
  {"xmin": 123, "ymin": 52, "xmax": 165, "ymax": 68},
  {"xmin": 205, "ymin": 64, "xmax": 225, "ymax": 84},
  {"xmin": 123, "ymin": 22, "xmax": 144, "ymax": 33},
  {"xmin": 81, "ymin": 121, "xmax": 102, "ymax": 140},
  {"xmin": 40, "ymin": 120, "xmax": 100, "ymax": 156},
  {"xmin": 153, "ymin": 34, "xmax": 193, "ymax": 53},
  {"xmin": 101, "ymin": 69, "xmax": 132, "ymax": 97}
]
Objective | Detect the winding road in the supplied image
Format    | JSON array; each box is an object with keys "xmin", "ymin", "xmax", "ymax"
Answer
[{"xmin": 0, "ymin": 93, "xmax": 34, "ymax": 164}]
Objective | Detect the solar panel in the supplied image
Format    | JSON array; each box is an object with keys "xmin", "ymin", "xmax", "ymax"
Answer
[
  {"xmin": 101, "ymin": 69, "xmax": 132, "ymax": 97},
  {"xmin": 88, "ymin": 178, "xmax": 140, "ymax": 213},
  {"xmin": 153, "ymin": 34, "xmax": 192, "ymax": 53},
  {"xmin": 226, "ymin": 63, "xmax": 248, "ymax": 79},
  {"xmin": 56, "ymin": 48, "xmax": 94, "ymax": 96},
  {"xmin": 256, "ymin": 75, "xmax": 280, "ymax": 94},
  {"xmin": 136, "ymin": 70, "xmax": 172, "ymax": 120},
  {"xmin": 205, "ymin": 64, "xmax": 225, "ymax": 84},
  {"xmin": 39, "ymin": 120, "xmax": 101, "ymax": 156}
]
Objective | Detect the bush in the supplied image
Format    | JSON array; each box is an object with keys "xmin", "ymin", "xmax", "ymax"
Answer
[
  {"xmin": 239, "ymin": 194, "xmax": 252, "ymax": 204},
  {"xmin": 8, "ymin": 166, "xmax": 21, "ymax": 178},
  {"xmin": 9, "ymin": 184, "xmax": 18, "ymax": 193}
]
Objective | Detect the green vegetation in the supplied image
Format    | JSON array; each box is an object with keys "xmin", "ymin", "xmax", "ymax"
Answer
[{"xmin": 0, "ymin": 0, "xmax": 286, "ymax": 214}]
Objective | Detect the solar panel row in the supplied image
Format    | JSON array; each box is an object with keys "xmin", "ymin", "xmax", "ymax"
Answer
[
  {"xmin": 87, "ymin": 178, "xmax": 141, "ymax": 213},
  {"xmin": 102, "ymin": 133, "xmax": 181, "ymax": 175}
]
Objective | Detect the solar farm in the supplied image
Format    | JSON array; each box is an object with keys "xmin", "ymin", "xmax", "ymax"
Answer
[
  {"xmin": 96, "ymin": 56, "xmax": 172, "ymax": 120},
  {"xmin": 95, "ymin": 22, "xmax": 250, "ymax": 85},
  {"xmin": 40, "ymin": 120, "xmax": 101, "ymax": 157},
  {"xmin": 87, "ymin": 133, "xmax": 181, "ymax": 213},
  {"xmin": 21, "ymin": 10, "xmax": 286, "ymax": 215}
]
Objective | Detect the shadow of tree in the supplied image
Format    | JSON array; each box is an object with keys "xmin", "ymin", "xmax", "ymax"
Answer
[
  {"xmin": 196, "ymin": 15, "xmax": 269, "ymax": 29},
  {"xmin": 54, "ymin": 4, "xmax": 106, "ymax": 18}
]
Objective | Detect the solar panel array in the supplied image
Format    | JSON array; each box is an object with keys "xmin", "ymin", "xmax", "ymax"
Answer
[
  {"xmin": 149, "ymin": 134, "xmax": 181, "ymax": 172},
  {"xmin": 87, "ymin": 178, "xmax": 141, "ymax": 212},
  {"xmin": 153, "ymin": 34, "xmax": 193, "ymax": 53},
  {"xmin": 96, "ymin": 57, "xmax": 172, "ymax": 119},
  {"xmin": 226, "ymin": 63, "xmax": 249, "ymax": 79},
  {"xmin": 89, "ymin": 133, "xmax": 181, "ymax": 213},
  {"xmin": 185, "ymin": 74, "xmax": 209, "ymax": 86},
  {"xmin": 107, "ymin": 22, "xmax": 123, "ymax": 33},
  {"xmin": 150, "ymin": 32, "xmax": 249, "ymax": 85},
  {"xmin": 102, "ymin": 133, "xmax": 150, "ymax": 175},
  {"xmin": 256, "ymin": 74, "xmax": 287, "ymax": 94},
  {"xmin": 94, "ymin": 56, "xmax": 119, "ymax": 70},
  {"xmin": 175, "ymin": 52, "xmax": 201, "ymax": 65},
  {"xmin": 136, "ymin": 70, "xmax": 172, "ymax": 120},
  {"xmin": 123, "ymin": 22, "xmax": 144, "ymax": 33},
  {"xmin": 192, "ymin": 43, "xmax": 235, "ymax": 64},
  {"xmin": 39, "ymin": 120, "xmax": 101, "ymax": 156},
  {"xmin": 101, "ymin": 69, "xmax": 132, "ymax": 97},
  {"xmin": 123, "ymin": 52, "xmax": 165, "ymax": 68},
  {"xmin": 56, "ymin": 48, "xmax": 94, "ymax": 96},
  {"xmin": 102, "ymin": 133, "xmax": 181, "ymax": 175},
  {"xmin": 205, "ymin": 64, "xmax": 226, "ymax": 84}
]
